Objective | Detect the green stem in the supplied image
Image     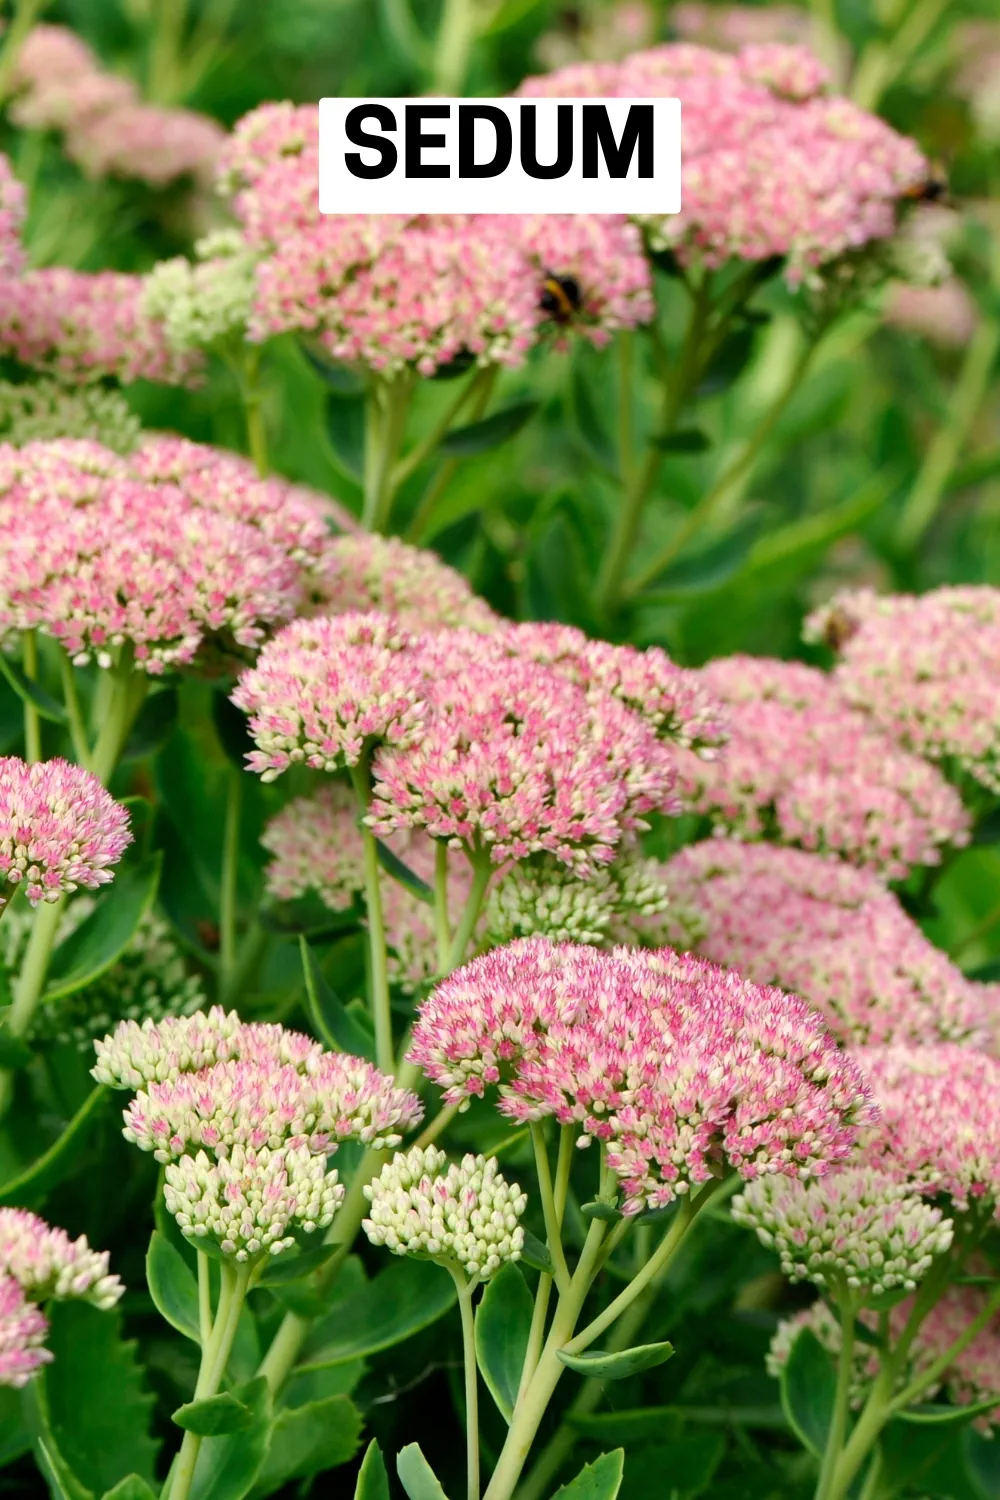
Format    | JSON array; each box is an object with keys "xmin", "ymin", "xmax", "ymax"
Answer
[
  {"xmin": 392, "ymin": 367, "xmax": 494, "ymax": 491},
  {"xmin": 349, "ymin": 761, "xmax": 394, "ymax": 1076},
  {"xmin": 218, "ymin": 767, "xmax": 243, "ymax": 1002},
  {"xmin": 617, "ymin": 330, "xmax": 636, "ymax": 495},
  {"xmin": 850, "ymin": 0, "xmax": 949, "ymax": 110},
  {"xmin": 431, "ymin": 0, "xmax": 477, "ymax": 94},
  {"xmin": 815, "ymin": 1288, "xmax": 859, "ymax": 1500},
  {"xmin": 59, "ymin": 650, "xmax": 90, "ymax": 765},
  {"xmin": 88, "ymin": 648, "xmax": 148, "ymax": 785},
  {"xmin": 21, "ymin": 632, "xmax": 42, "ymax": 764},
  {"xmin": 197, "ymin": 1251, "xmax": 212, "ymax": 1347},
  {"xmin": 888, "ymin": 1281, "xmax": 1000, "ymax": 1416},
  {"xmin": 0, "ymin": 895, "xmax": 64, "ymax": 1117},
  {"xmin": 0, "ymin": 0, "xmax": 49, "ymax": 104},
  {"xmin": 363, "ymin": 375, "xmax": 414, "ymax": 533},
  {"xmin": 434, "ymin": 841, "xmax": 451, "ymax": 974},
  {"xmin": 530, "ymin": 1123, "xmax": 572, "ymax": 1296},
  {"xmin": 857, "ymin": 1451, "xmax": 883, "ymax": 1500},
  {"xmin": 450, "ymin": 1269, "xmax": 481, "ymax": 1500},
  {"xmin": 168, "ymin": 1260, "xmax": 252, "ymax": 1500},
  {"xmin": 895, "ymin": 318, "xmax": 1000, "ymax": 551},
  {"xmin": 413, "ymin": 1100, "xmax": 461, "ymax": 1151},
  {"xmin": 146, "ymin": 0, "xmax": 189, "ymax": 103},
  {"xmin": 517, "ymin": 1129, "xmax": 575, "ymax": 1406},
  {"xmin": 242, "ymin": 348, "xmax": 269, "ymax": 478},
  {"xmin": 623, "ymin": 332, "xmax": 821, "ymax": 599},
  {"xmin": 595, "ymin": 284, "xmax": 712, "ymax": 617},
  {"xmin": 445, "ymin": 851, "xmax": 492, "ymax": 972},
  {"xmin": 952, "ymin": 894, "xmax": 1000, "ymax": 961},
  {"xmin": 405, "ymin": 370, "xmax": 498, "ymax": 544}
]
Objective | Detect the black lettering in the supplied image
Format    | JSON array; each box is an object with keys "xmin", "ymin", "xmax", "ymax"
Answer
[
  {"xmin": 458, "ymin": 104, "xmax": 513, "ymax": 179},
  {"xmin": 519, "ymin": 103, "xmax": 573, "ymax": 180},
  {"xmin": 344, "ymin": 104, "xmax": 398, "ymax": 180},
  {"xmin": 582, "ymin": 103, "xmax": 654, "ymax": 178},
  {"xmin": 406, "ymin": 104, "xmax": 451, "ymax": 179}
]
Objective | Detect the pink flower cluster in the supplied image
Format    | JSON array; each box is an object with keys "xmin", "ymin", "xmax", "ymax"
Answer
[
  {"xmin": 520, "ymin": 43, "xmax": 927, "ymax": 280},
  {"xmin": 9, "ymin": 25, "xmax": 223, "ymax": 188},
  {"xmin": 0, "ymin": 268, "xmax": 199, "ymax": 385},
  {"xmin": 681, "ymin": 655, "xmax": 969, "ymax": 876},
  {"xmin": 0, "ymin": 1207, "xmax": 122, "ymax": 1310},
  {"xmin": 409, "ymin": 937, "xmax": 876, "ymax": 1214},
  {"xmin": 217, "ymin": 102, "xmax": 653, "ymax": 372},
  {"xmin": 661, "ymin": 839, "xmax": 991, "ymax": 1047},
  {"xmin": 856, "ymin": 1045, "xmax": 1000, "ymax": 1214},
  {"xmin": 310, "ymin": 533, "xmax": 499, "ymax": 634},
  {"xmin": 0, "ymin": 154, "xmax": 25, "ymax": 279},
  {"xmin": 236, "ymin": 620, "xmax": 695, "ymax": 873},
  {"xmin": 806, "ymin": 586, "xmax": 1000, "ymax": 794},
  {"xmin": 0, "ymin": 436, "xmax": 331, "ymax": 672},
  {"xmin": 0, "ymin": 1275, "xmax": 49, "ymax": 1388},
  {"xmin": 94, "ymin": 1009, "xmax": 421, "ymax": 1260},
  {"xmin": 0, "ymin": 757, "xmax": 131, "ymax": 906}
]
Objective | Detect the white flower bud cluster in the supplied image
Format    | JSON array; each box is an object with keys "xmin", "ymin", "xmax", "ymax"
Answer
[
  {"xmin": 486, "ymin": 848, "xmax": 672, "ymax": 949},
  {"xmin": 0, "ymin": 1208, "xmax": 122, "ymax": 1310},
  {"xmin": 93, "ymin": 1006, "xmax": 243, "ymax": 1089},
  {"xmin": 733, "ymin": 1167, "xmax": 954, "ymax": 1297},
  {"xmin": 164, "ymin": 1143, "xmax": 343, "ymax": 1262},
  {"xmin": 0, "ymin": 378, "xmax": 141, "ymax": 452},
  {"xmin": 141, "ymin": 230, "xmax": 257, "ymax": 353},
  {"xmin": 363, "ymin": 1146, "xmax": 527, "ymax": 1280}
]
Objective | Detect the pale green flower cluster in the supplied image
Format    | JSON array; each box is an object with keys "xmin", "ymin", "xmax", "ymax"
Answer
[
  {"xmin": 363, "ymin": 1145, "xmax": 527, "ymax": 1280},
  {"xmin": 486, "ymin": 847, "xmax": 671, "ymax": 949},
  {"xmin": 141, "ymin": 229, "xmax": 257, "ymax": 353},
  {"xmin": 0, "ymin": 378, "xmax": 141, "ymax": 451},
  {"xmin": 733, "ymin": 1167, "xmax": 953, "ymax": 1297}
]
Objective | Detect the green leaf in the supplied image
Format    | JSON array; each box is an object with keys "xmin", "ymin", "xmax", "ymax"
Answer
[
  {"xmin": 696, "ymin": 325, "xmax": 756, "ymax": 397},
  {"xmin": 44, "ymin": 855, "xmax": 162, "ymax": 1001},
  {"xmin": 258, "ymin": 893, "xmax": 362, "ymax": 939},
  {"xmin": 741, "ymin": 470, "xmax": 896, "ymax": 585},
  {"xmin": 0, "ymin": 1008, "xmax": 33, "ymax": 1069},
  {"xmin": 899, "ymin": 1397, "xmax": 1000, "ymax": 1426},
  {"xmin": 354, "ymin": 1440, "xmax": 391, "ymax": 1500},
  {"xmin": 396, "ymin": 1443, "xmax": 451, "ymax": 1500},
  {"xmin": 0, "ymin": 655, "xmax": 68, "ymax": 724},
  {"xmin": 640, "ymin": 509, "xmax": 764, "ymax": 599},
  {"xmin": 779, "ymin": 1327, "xmax": 836, "ymax": 1459},
  {"xmin": 188, "ymin": 1377, "xmax": 271, "ymax": 1500},
  {"xmin": 146, "ymin": 1230, "xmax": 201, "ymax": 1344},
  {"xmin": 375, "ymin": 839, "xmax": 433, "ymax": 904},
  {"xmin": 300, "ymin": 1257, "xmax": 456, "ymax": 1369},
  {"xmin": 173, "ymin": 1392, "xmax": 254, "ymax": 1436},
  {"xmin": 474, "ymin": 1263, "xmax": 533, "ymax": 1422},
  {"xmin": 0, "ymin": 1387, "xmax": 29, "ymax": 1466},
  {"xmin": 966, "ymin": 1424, "xmax": 1000, "ymax": 1498},
  {"xmin": 569, "ymin": 1406, "xmax": 786, "ymax": 1440},
  {"xmin": 324, "ymin": 391, "xmax": 366, "ymax": 484},
  {"xmin": 580, "ymin": 1200, "xmax": 624, "ymax": 1225},
  {"xmin": 557, "ymin": 1342, "xmax": 674, "ymax": 1380},
  {"xmin": 612, "ymin": 1435, "xmax": 723, "ymax": 1498},
  {"xmin": 569, "ymin": 358, "xmax": 617, "ymax": 478},
  {"xmin": 651, "ymin": 428, "xmax": 711, "ymax": 454},
  {"xmin": 212, "ymin": 691, "xmax": 255, "ymax": 767},
  {"xmin": 300, "ymin": 341, "xmax": 368, "ymax": 396},
  {"xmin": 552, "ymin": 1450, "xmax": 625, "ymax": 1500},
  {"xmin": 100, "ymin": 1479, "xmax": 157, "ymax": 1500},
  {"xmin": 300, "ymin": 937, "xmax": 376, "ymax": 1061},
  {"xmin": 439, "ymin": 402, "xmax": 539, "ymax": 458},
  {"xmin": 257, "ymin": 1238, "xmax": 343, "ymax": 1286},
  {"xmin": 42, "ymin": 1301, "xmax": 159, "ymax": 1493},
  {"xmin": 519, "ymin": 1229, "xmax": 554, "ymax": 1275},
  {"xmin": 121, "ymin": 687, "xmax": 179, "ymax": 761},
  {"xmin": 0, "ymin": 1085, "xmax": 109, "ymax": 1206},
  {"xmin": 36, "ymin": 1437, "xmax": 93, "ymax": 1500},
  {"xmin": 251, "ymin": 1394, "xmax": 363, "ymax": 1494}
]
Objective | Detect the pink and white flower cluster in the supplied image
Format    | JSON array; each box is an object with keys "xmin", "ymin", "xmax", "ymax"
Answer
[
  {"xmin": 0, "ymin": 154, "xmax": 25, "ymax": 279},
  {"xmin": 681, "ymin": 655, "xmax": 969, "ymax": 876},
  {"xmin": 8, "ymin": 25, "xmax": 223, "ymax": 188},
  {"xmin": 0, "ymin": 435, "xmax": 333, "ymax": 672},
  {"xmin": 95, "ymin": 1008, "xmax": 422, "ymax": 1260},
  {"xmin": 310, "ymin": 533, "xmax": 500, "ymax": 635},
  {"xmin": 0, "ymin": 757, "xmax": 131, "ymax": 906},
  {"xmin": 215, "ymin": 101, "xmax": 653, "ymax": 373},
  {"xmin": 807, "ymin": 585, "xmax": 1000, "ymax": 794},
  {"xmin": 660, "ymin": 839, "xmax": 991, "ymax": 1047},
  {"xmin": 520, "ymin": 42, "xmax": 927, "ymax": 281},
  {"xmin": 0, "ymin": 1208, "xmax": 122, "ymax": 1388},
  {"xmin": 409, "ymin": 937, "xmax": 876, "ymax": 1214}
]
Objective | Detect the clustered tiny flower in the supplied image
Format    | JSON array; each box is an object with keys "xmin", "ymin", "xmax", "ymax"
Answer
[
  {"xmin": 363, "ymin": 1145, "xmax": 527, "ymax": 1280},
  {"xmin": 0, "ymin": 154, "xmax": 25, "ymax": 279},
  {"xmin": 309, "ymin": 533, "xmax": 499, "ymax": 634},
  {"xmin": 806, "ymin": 585, "xmax": 1000, "ymax": 795},
  {"xmin": 485, "ymin": 846, "xmax": 671, "ymax": 948},
  {"xmin": 0, "ymin": 1208, "xmax": 122, "ymax": 1310},
  {"xmin": 732, "ymin": 1167, "xmax": 953, "ymax": 1296},
  {"xmin": 0, "ymin": 377, "xmax": 142, "ymax": 452},
  {"xmin": 0, "ymin": 757, "xmax": 131, "ymax": 907},
  {"xmin": 0, "ymin": 1275, "xmax": 50, "ymax": 1388},
  {"xmin": 141, "ymin": 231, "xmax": 259, "ymax": 355},
  {"xmin": 660, "ymin": 839, "xmax": 991, "ymax": 1046}
]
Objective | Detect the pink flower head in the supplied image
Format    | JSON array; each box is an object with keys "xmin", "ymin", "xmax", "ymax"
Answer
[
  {"xmin": 309, "ymin": 533, "xmax": 499, "ymax": 634},
  {"xmin": 520, "ymin": 42, "xmax": 927, "ymax": 282},
  {"xmin": 0, "ymin": 154, "xmax": 25, "ymax": 279},
  {"xmin": 93, "ymin": 1006, "xmax": 247, "ymax": 1089},
  {"xmin": 681, "ymin": 655, "xmax": 969, "ymax": 876},
  {"xmin": 662, "ymin": 839, "xmax": 992, "ymax": 1046},
  {"xmin": 0, "ymin": 1208, "xmax": 122, "ymax": 1309},
  {"xmin": 857, "ymin": 1044, "xmax": 1000, "ymax": 1213},
  {"xmin": 514, "ymin": 214, "xmax": 654, "ymax": 345},
  {"xmin": 369, "ymin": 648, "xmax": 675, "ymax": 874},
  {"xmin": 0, "ymin": 1275, "xmax": 50, "ymax": 1388},
  {"xmin": 806, "ymin": 586, "xmax": 1000, "ymax": 795},
  {"xmin": 410, "ymin": 937, "xmax": 876, "ymax": 1213},
  {"xmin": 0, "ymin": 437, "xmax": 320, "ymax": 672},
  {"xmin": 0, "ymin": 268, "xmax": 200, "ymax": 385},
  {"xmin": 0, "ymin": 757, "xmax": 130, "ymax": 906},
  {"xmin": 232, "ymin": 612, "xmax": 428, "ymax": 780}
]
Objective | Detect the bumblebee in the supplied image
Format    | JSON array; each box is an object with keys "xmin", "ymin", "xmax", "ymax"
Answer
[
  {"xmin": 902, "ymin": 167, "xmax": 949, "ymax": 204},
  {"xmin": 540, "ymin": 272, "xmax": 582, "ymax": 323}
]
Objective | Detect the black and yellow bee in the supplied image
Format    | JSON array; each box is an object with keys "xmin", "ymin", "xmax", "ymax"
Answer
[
  {"xmin": 540, "ymin": 272, "xmax": 583, "ymax": 324},
  {"xmin": 902, "ymin": 165, "xmax": 949, "ymax": 204}
]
